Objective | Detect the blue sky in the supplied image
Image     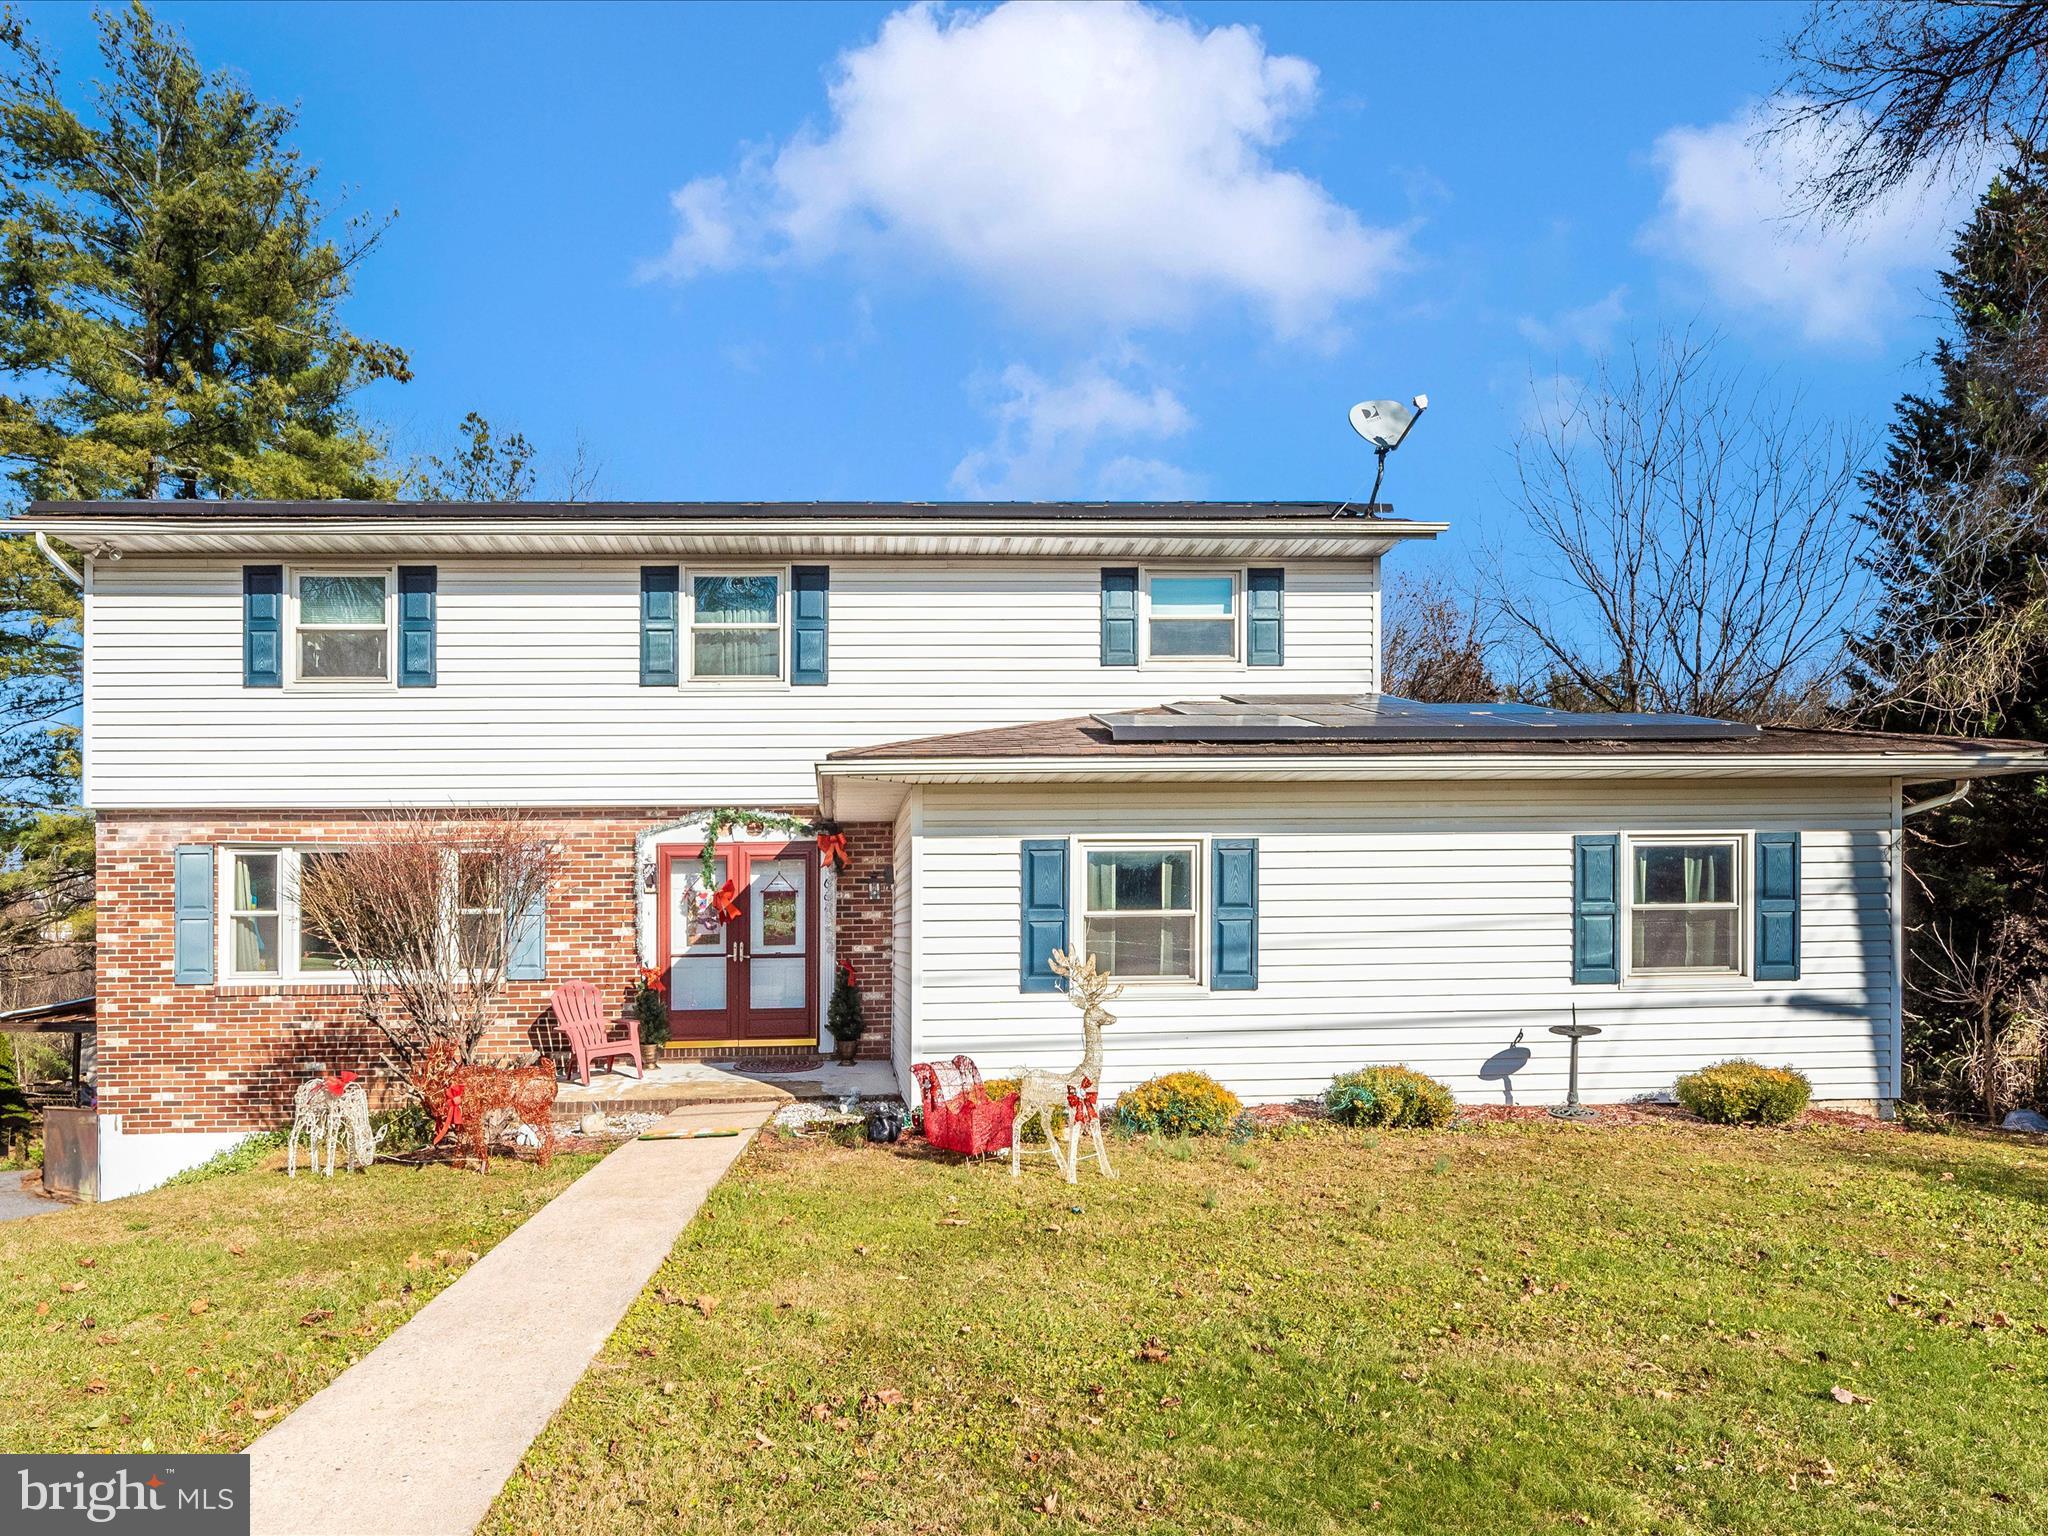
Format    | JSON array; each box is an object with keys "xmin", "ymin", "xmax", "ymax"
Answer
[{"xmin": 24, "ymin": 1, "xmax": 1987, "ymax": 579}]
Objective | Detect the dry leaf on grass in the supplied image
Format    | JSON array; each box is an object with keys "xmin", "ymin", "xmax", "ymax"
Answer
[
  {"xmin": 1829, "ymin": 1385, "xmax": 1871, "ymax": 1405},
  {"xmin": 58, "ymin": 1281, "xmax": 85, "ymax": 1294},
  {"xmin": 1136, "ymin": 1338, "xmax": 1171, "ymax": 1363},
  {"xmin": 298, "ymin": 1310, "xmax": 333, "ymax": 1327},
  {"xmin": 187, "ymin": 1299, "xmax": 209, "ymax": 1316},
  {"xmin": 693, "ymin": 1295, "xmax": 718, "ymax": 1318},
  {"xmin": 76, "ymin": 1257, "xmax": 96, "ymax": 1269}
]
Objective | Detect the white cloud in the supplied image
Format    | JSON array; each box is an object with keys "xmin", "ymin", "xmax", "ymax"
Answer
[
  {"xmin": 949, "ymin": 361, "xmax": 1196, "ymax": 499},
  {"xmin": 647, "ymin": 1, "xmax": 1405, "ymax": 338},
  {"xmin": 1641, "ymin": 99, "xmax": 1986, "ymax": 347},
  {"xmin": 1518, "ymin": 286, "xmax": 1628, "ymax": 352}
]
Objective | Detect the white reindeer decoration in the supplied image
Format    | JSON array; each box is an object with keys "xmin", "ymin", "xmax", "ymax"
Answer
[
  {"xmin": 1011, "ymin": 947, "xmax": 1121, "ymax": 1182},
  {"xmin": 288, "ymin": 1074, "xmax": 379, "ymax": 1178}
]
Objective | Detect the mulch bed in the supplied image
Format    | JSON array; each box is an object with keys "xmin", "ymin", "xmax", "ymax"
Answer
[{"xmin": 1452, "ymin": 1101, "xmax": 1898, "ymax": 1132}]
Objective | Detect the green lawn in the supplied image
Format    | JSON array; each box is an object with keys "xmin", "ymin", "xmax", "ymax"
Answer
[
  {"xmin": 488, "ymin": 1118, "xmax": 2048, "ymax": 1536},
  {"xmin": 0, "ymin": 1143, "xmax": 595, "ymax": 1453}
]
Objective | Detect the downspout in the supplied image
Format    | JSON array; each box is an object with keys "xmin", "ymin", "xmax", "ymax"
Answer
[
  {"xmin": 1902, "ymin": 782, "xmax": 1970, "ymax": 819},
  {"xmin": 32, "ymin": 532, "xmax": 82, "ymax": 588}
]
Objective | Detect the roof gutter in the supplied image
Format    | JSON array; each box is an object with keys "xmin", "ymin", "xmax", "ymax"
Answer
[
  {"xmin": 1902, "ymin": 781, "xmax": 1971, "ymax": 819},
  {"xmin": 32, "ymin": 532, "xmax": 80, "ymax": 587}
]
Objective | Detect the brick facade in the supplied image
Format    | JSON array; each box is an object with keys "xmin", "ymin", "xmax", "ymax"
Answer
[{"xmin": 96, "ymin": 808, "xmax": 897, "ymax": 1137}]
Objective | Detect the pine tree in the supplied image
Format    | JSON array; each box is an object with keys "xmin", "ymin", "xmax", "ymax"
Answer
[
  {"xmin": 0, "ymin": 4, "xmax": 410, "ymax": 814},
  {"xmin": 0, "ymin": 1041, "xmax": 32, "ymax": 1154},
  {"xmin": 0, "ymin": 2, "xmax": 411, "ymax": 507},
  {"xmin": 1851, "ymin": 142, "xmax": 2048, "ymax": 1097}
]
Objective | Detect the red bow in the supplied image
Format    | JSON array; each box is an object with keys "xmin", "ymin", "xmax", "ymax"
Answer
[
  {"xmin": 322, "ymin": 1070, "xmax": 358, "ymax": 1097},
  {"xmin": 816, "ymin": 830, "xmax": 850, "ymax": 871},
  {"xmin": 838, "ymin": 957, "xmax": 858, "ymax": 988},
  {"xmin": 710, "ymin": 878, "xmax": 741, "ymax": 923},
  {"xmin": 446, "ymin": 1080, "xmax": 465, "ymax": 1128},
  {"xmin": 637, "ymin": 964, "xmax": 667, "ymax": 995},
  {"xmin": 1066, "ymin": 1076, "xmax": 1099, "ymax": 1126}
]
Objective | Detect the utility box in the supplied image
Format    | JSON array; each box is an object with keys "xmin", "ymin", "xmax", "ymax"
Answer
[{"xmin": 41, "ymin": 1107, "xmax": 97, "ymax": 1201}]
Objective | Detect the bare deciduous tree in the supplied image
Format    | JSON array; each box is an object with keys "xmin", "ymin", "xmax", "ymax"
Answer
[
  {"xmin": 1382, "ymin": 574, "xmax": 1499, "ymax": 702},
  {"xmin": 292, "ymin": 809, "xmax": 554, "ymax": 1089},
  {"xmin": 1776, "ymin": 0, "xmax": 2048, "ymax": 220},
  {"xmin": 1912, "ymin": 915, "xmax": 2045, "ymax": 1121},
  {"xmin": 1488, "ymin": 332, "xmax": 1867, "ymax": 724}
]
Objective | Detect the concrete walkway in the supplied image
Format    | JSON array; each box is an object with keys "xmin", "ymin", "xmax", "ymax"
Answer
[
  {"xmin": 554, "ymin": 1057, "xmax": 898, "ymax": 1119},
  {"xmin": 247, "ymin": 1101, "xmax": 775, "ymax": 1536},
  {"xmin": 0, "ymin": 1175, "xmax": 60, "ymax": 1223}
]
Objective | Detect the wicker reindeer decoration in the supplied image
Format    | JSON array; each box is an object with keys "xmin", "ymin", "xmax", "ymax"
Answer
[{"xmin": 1011, "ymin": 947, "xmax": 1121, "ymax": 1183}]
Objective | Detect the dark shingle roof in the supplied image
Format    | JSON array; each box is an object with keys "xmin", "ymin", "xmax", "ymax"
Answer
[{"xmin": 827, "ymin": 706, "xmax": 2044, "ymax": 763}]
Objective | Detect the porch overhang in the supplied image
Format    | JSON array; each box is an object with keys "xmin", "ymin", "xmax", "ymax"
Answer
[{"xmin": 815, "ymin": 747, "xmax": 2048, "ymax": 821}]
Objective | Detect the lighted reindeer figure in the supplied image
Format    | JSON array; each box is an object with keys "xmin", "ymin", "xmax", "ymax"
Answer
[{"xmin": 1011, "ymin": 947, "xmax": 1121, "ymax": 1183}]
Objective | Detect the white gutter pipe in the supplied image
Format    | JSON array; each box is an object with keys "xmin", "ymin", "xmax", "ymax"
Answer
[
  {"xmin": 1902, "ymin": 782, "xmax": 1970, "ymax": 819},
  {"xmin": 33, "ymin": 532, "xmax": 81, "ymax": 587}
]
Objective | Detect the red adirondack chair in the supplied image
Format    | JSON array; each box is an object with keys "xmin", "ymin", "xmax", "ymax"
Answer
[
  {"xmin": 912, "ymin": 1055, "xmax": 1016, "ymax": 1157},
  {"xmin": 550, "ymin": 980, "xmax": 646, "ymax": 1086}
]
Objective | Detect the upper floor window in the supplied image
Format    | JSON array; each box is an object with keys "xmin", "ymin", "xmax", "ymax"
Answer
[
  {"xmin": 294, "ymin": 570, "xmax": 392, "ymax": 683},
  {"xmin": 1629, "ymin": 838, "xmax": 1741, "ymax": 977},
  {"xmin": 691, "ymin": 572, "xmax": 782, "ymax": 681},
  {"xmin": 1081, "ymin": 842, "xmax": 1200, "ymax": 982},
  {"xmin": 1145, "ymin": 571, "xmax": 1239, "ymax": 662}
]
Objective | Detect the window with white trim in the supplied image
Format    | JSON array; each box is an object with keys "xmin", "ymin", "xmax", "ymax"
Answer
[
  {"xmin": 454, "ymin": 852, "xmax": 507, "ymax": 972},
  {"xmin": 1144, "ymin": 570, "xmax": 1239, "ymax": 661},
  {"xmin": 293, "ymin": 570, "xmax": 392, "ymax": 683},
  {"xmin": 1628, "ymin": 837, "xmax": 1742, "ymax": 977},
  {"xmin": 224, "ymin": 847, "xmax": 345, "ymax": 980},
  {"xmin": 689, "ymin": 571, "xmax": 783, "ymax": 680},
  {"xmin": 1080, "ymin": 842, "xmax": 1201, "ymax": 981}
]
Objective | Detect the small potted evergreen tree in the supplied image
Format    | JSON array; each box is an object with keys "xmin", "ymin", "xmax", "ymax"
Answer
[{"xmin": 828, "ymin": 960, "xmax": 866, "ymax": 1064}]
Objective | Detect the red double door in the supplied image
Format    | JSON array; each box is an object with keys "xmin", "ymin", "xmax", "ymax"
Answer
[{"xmin": 657, "ymin": 841, "xmax": 820, "ymax": 1044}]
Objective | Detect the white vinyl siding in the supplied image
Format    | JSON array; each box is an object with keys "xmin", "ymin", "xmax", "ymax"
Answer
[
  {"xmin": 81, "ymin": 557, "xmax": 1380, "ymax": 807},
  {"xmin": 904, "ymin": 778, "xmax": 1897, "ymax": 1108},
  {"xmin": 892, "ymin": 791, "xmax": 919, "ymax": 1088}
]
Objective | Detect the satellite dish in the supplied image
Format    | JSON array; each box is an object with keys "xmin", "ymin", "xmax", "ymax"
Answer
[
  {"xmin": 1349, "ymin": 396, "xmax": 1428, "ymax": 452},
  {"xmin": 1348, "ymin": 394, "xmax": 1430, "ymax": 506}
]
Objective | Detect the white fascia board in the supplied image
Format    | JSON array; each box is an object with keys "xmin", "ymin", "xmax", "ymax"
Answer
[
  {"xmin": 1, "ymin": 517, "xmax": 1448, "ymax": 562},
  {"xmin": 816, "ymin": 751, "xmax": 2048, "ymax": 790}
]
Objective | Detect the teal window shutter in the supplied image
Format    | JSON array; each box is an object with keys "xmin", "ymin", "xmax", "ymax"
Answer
[
  {"xmin": 1100, "ymin": 568, "xmax": 1138, "ymax": 666},
  {"xmin": 397, "ymin": 565, "xmax": 437, "ymax": 687},
  {"xmin": 243, "ymin": 566, "xmax": 282, "ymax": 687},
  {"xmin": 791, "ymin": 565, "xmax": 829, "ymax": 685},
  {"xmin": 1211, "ymin": 838, "xmax": 1259, "ymax": 990},
  {"xmin": 1019, "ymin": 839, "xmax": 1069, "ymax": 992},
  {"xmin": 1572, "ymin": 834, "xmax": 1620, "ymax": 984},
  {"xmin": 640, "ymin": 566, "xmax": 679, "ymax": 686},
  {"xmin": 1754, "ymin": 831, "xmax": 1801, "ymax": 981},
  {"xmin": 1247, "ymin": 569, "xmax": 1284, "ymax": 666},
  {"xmin": 173, "ymin": 844, "xmax": 214, "ymax": 984},
  {"xmin": 506, "ymin": 881, "xmax": 546, "ymax": 981}
]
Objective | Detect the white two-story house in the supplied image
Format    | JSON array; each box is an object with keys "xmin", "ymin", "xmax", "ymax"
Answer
[{"xmin": 16, "ymin": 498, "xmax": 2044, "ymax": 1196}]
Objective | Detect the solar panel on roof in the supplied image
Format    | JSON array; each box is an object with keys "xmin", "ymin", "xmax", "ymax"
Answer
[{"xmin": 1091, "ymin": 695, "xmax": 1761, "ymax": 744}]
